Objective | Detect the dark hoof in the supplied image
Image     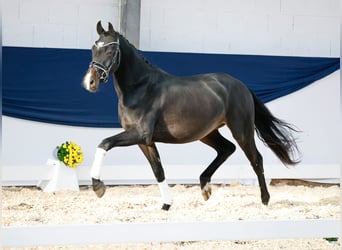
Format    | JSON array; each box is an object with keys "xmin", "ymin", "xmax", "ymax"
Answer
[
  {"xmin": 201, "ymin": 183, "xmax": 212, "ymax": 201},
  {"xmin": 162, "ymin": 204, "xmax": 171, "ymax": 211},
  {"xmin": 92, "ymin": 178, "xmax": 106, "ymax": 198},
  {"xmin": 261, "ymin": 192, "xmax": 270, "ymax": 205}
]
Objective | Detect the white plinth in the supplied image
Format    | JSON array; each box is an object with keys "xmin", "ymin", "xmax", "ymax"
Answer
[{"xmin": 38, "ymin": 159, "xmax": 79, "ymax": 192}]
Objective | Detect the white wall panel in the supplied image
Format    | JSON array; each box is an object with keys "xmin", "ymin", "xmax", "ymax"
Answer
[
  {"xmin": 3, "ymin": 0, "xmax": 339, "ymax": 55},
  {"xmin": 2, "ymin": 0, "xmax": 121, "ymax": 49},
  {"xmin": 140, "ymin": 0, "xmax": 340, "ymax": 56},
  {"xmin": 281, "ymin": 0, "xmax": 339, "ymax": 16}
]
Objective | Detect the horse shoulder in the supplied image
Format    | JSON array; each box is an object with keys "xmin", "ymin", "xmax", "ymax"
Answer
[{"xmin": 118, "ymin": 82, "xmax": 164, "ymax": 130}]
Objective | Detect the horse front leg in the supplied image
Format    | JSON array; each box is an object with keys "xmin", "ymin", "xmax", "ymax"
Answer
[
  {"xmin": 139, "ymin": 144, "xmax": 173, "ymax": 210},
  {"xmin": 90, "ymin": 129, "xmax": 147, "ymax": 198},
  {"xmin": 90, "ymin": 148, "xmax": 107, "ymax": 197}
]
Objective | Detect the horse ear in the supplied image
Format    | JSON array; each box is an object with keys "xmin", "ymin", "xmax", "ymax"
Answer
[
  {"xmin": 108, "ymin": 22, "xmax": 115, "ymax": 34},
  {"xmin": 96, "ymin": 21, "xmax": 105, "ymax": 35}
]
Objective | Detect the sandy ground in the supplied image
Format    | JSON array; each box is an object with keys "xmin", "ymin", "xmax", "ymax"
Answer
[{"xmin": 2, "ymin": 180, "xmax": 340, "ymax": 249}]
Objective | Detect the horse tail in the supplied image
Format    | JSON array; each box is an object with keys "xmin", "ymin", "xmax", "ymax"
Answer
[{"xmin": 250, "ymin": 90, "xmax": 301, "ymax": 166}]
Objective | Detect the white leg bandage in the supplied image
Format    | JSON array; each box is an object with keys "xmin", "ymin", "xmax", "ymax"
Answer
[
  {"xmin": 90, "ymin": 148, "xmax": 107, "ymax": 179},
  {"xmin": 158, "ymin": 180, "xmax": 173, "ymax": 205}
]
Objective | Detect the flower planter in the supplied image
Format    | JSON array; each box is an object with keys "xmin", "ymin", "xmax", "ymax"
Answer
[{"xmin": 39, "ymin": 159, "xmax": 79, "ymax": 192}]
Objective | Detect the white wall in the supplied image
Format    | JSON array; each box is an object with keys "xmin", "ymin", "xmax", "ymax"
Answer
[
  {"xmin": 2, "ymin": 0, "xmax": 339, "ymax": 56},
  {"xmin": 2, "ymin": 0, "xmax": 121, "ymax": 49},
  {"xmin": 140, "ymin": 0, "xmax": 340, "ymax": 56}
]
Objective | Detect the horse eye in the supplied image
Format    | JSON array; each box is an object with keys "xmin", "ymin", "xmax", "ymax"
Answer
[{"xmin": 106, "ymin": 50, "xmax": 114, "ymax": 56}]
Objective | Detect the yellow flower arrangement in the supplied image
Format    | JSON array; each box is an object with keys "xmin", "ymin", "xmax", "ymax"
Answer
[{"xmin": 56, "ymin": 141, "xmax": 84, "ymax": 168}]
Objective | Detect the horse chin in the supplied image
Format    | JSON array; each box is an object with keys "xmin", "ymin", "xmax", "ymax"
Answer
[
  {"xmin": 85, "ymin": 84, "xmax": 99, "ymax": 93},
  {"xmin": 83, "ymin": 68, "xmax": 100, "ymax": 93}
]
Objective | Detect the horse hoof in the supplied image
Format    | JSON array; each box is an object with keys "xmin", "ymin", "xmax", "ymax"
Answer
[
  {"xmin": 201, "ymin": 183, "xmax": 212, "ymax": 201},
  {"xmin": 161, "ymin": 204, "xmax": 171, "ymax": 211},
  {"xmin": 92, "ymin": 178, "xmax": 106, "ymax": 198},
  {"xmin": 261, "ymin": 192, "xmax": 270, "ymax": 205}
]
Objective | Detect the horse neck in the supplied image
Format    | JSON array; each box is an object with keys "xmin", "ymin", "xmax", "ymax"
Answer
[{"xmin": 113, "ymin": 35, "xmax": 159, "ymax": 93}]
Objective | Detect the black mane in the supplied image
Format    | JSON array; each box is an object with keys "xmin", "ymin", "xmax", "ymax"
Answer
[{"xmin": 118, "ymin": 33, "xmax": 156, "ymax": 69}]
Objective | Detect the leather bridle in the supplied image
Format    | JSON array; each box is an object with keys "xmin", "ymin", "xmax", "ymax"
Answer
[{"xmin": 89, "ymin": 37, "xmax": 120, "ymax": 83}]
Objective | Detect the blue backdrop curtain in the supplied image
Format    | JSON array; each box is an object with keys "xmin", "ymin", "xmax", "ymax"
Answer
[{"xmin": 2, "ymin": 46, "xmax": 340, "ymax": 128}]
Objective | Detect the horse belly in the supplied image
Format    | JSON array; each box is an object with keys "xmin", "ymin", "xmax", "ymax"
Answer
[
  {"xmin": 153, "ymin": 108, "xmax": 225, "ymax": 143},
  {"xmin": 154, "ymin": 77, "xmax": 228, "ymax": 143}
]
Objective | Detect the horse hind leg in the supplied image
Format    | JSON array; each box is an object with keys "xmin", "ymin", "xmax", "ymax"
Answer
[
  {"xmin": 200, "ymin": 130, "xmax": 236, "ymax": 201},
  {"xmin": 254, "ymin": 150, "xmax": 270, "ymax": 205},
  {"xmin": 234, "ymin": 131, "xmax": 270, "ymax": 205}
]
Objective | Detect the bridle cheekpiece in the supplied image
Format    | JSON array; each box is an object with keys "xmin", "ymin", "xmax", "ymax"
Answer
[{"xmin": 90, "ymin": 36, "xmax": 120, "ymax": 83}]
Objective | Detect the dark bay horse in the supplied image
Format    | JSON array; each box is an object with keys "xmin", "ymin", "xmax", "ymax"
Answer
[{"xmin": 83, "ymin": 21, "xmax": 300, "ymax": 210}]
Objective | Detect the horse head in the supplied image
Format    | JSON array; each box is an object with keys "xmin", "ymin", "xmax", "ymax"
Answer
[{"xmin": 83, "ymin": 21, "xmax": 120, "ymax": 93}]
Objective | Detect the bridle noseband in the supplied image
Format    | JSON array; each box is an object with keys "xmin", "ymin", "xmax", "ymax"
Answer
[{"xmin": 89, "ymin": 37, "xmax": 120, "ymax": 83}]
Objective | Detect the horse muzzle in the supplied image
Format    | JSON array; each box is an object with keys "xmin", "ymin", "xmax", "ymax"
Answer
[{"xmin": 83, "ymin": 67, "xmax": 100, "ymax": 93}]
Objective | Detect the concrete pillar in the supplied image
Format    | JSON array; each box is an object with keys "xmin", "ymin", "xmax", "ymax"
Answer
[{"xmin": 120, "ymin": 0, "xmax": 141, "ymax": 48}]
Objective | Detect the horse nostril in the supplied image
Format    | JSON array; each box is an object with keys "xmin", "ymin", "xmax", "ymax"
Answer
[{"xmin": 83, "ymin": 68, "xmax": 99, "ymax": 92}]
